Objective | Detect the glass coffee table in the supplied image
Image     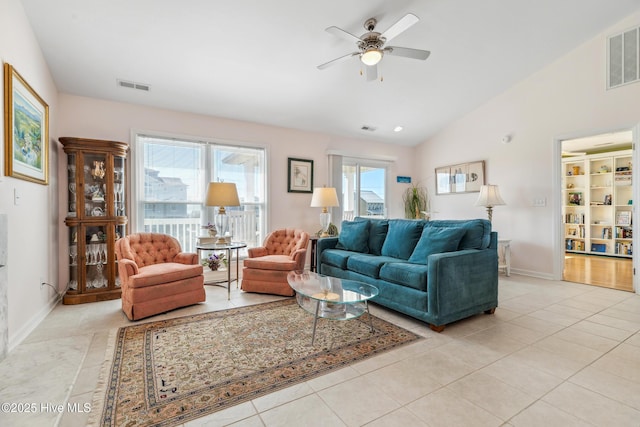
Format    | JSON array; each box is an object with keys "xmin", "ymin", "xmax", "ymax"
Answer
[{"xmin": 287, "ymin": 271, "xmax": 379, "ymax": 345}]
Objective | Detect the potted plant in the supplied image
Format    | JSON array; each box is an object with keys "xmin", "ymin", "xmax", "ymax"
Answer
[{"xmin": 403, "ymin": 183, "xmax": 429, "ymax": 219}]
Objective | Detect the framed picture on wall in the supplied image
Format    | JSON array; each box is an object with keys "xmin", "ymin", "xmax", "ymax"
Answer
[
  {"xmin": 435, "ymin": 160, "xmax": 485, "ymax": 194},
  {"xmin": 3, "ymin": 63, "xmax": 49, "ymax": 185},
  {"xmin": 287, "ymin": 157, "xmax": 313, "ymax": 193}
]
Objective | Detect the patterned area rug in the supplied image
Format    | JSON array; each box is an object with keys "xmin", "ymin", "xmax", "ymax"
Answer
[{"xmin": 90, "ymin": 298, "xmax": 421, "ymax": 426}]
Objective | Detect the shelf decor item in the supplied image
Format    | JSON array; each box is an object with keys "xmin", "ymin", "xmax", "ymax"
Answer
[{"xmin": 3, "ymin": 63, "xmax": 49, "ymax": 185}]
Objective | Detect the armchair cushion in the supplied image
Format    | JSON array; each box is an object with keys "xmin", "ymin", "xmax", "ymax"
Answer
[
  {"xmin": 128, "ymin": 263, "xmax": 204, "ymax": 288},
  {"xmin": 243, "ymin": 255, "xmax": 297, "ymax": 271}
]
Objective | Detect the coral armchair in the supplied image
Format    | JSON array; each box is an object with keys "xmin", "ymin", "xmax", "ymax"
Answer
[
  {"xmin": 115, "ymin": 233, "xmax": 205, "ymax": 320},
  {"xmin": 241, "ymin": 229, "xmax": 310, "ymax": 296}
]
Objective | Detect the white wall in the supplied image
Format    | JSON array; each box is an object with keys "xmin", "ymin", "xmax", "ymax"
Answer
[
  {"xmin": 416, "ymin": 11, "xmax": 640, "ymax": 278},
  {"xmin": 56, "ymin": 94, "xmax": 415, "ymax": 283},
  {"xmin": 0, "ymin": 0, "xmax": 60, "ymax": 348}
]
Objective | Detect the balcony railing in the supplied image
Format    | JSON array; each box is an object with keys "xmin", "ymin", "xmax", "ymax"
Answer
[{"xmin": 143, "ymin": 210, "xmax": 261, "ymax": 253}]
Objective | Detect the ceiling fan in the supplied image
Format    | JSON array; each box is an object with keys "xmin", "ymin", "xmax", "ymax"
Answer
[{"xmin": 317, "ymin": 13, "xmax": 431, "ymax": 81}]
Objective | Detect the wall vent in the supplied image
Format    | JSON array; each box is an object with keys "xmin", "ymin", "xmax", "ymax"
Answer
[
  {"xmin": 607, "ymin": 26, "xmax": 639, "ymax": 89},
  {"xmin": 117, "ymin": 79, "xmax": 151, "ymax": 92},
  {"xmin": 360, "ymin": 125, "xmax": 377, "ymax": 132}
]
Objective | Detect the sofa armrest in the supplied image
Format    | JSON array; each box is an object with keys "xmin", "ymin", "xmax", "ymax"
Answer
[
  {"xmin": 290, "ymin": 248, "xmax": 307, "ymax": 270},
  {"xmin": 316, "ymin": 237, "xmax": 339, "ymax": 274},
  {"xmin": 175, "ymin": 252, "xmax": 198, "ymax": 265},
  {"xmin": 427, "ymin": 248, "xmax": 498, "ymax": 322},
  {"xmin": 248, "ymin": 247, "xmax": 268, "ymax": 258}
]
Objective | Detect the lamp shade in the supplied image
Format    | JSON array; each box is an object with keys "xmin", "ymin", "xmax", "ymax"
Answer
[
  {"xmin": 475, "ymin": 185, "xmax": 506, "ymax": 208},
  {"xmin": 310, "ymin": 187, "xmax": 339, "ymax": 208},
  {"xmin": 205, "ymin": 182, "xmax": 240, "ymax": 207}
]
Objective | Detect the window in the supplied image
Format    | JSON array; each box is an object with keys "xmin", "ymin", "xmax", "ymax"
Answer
[
  {"xmin": 134, "ymin": 134, "xmax": 266, "ymax": 252},
  {"xmin": 329, "ymin": 155, "xmax": 388, "ymax": 221}
]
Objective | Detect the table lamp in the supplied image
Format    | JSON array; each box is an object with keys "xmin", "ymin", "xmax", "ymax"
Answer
[
  {"xmin": 310, "ymin": 187, "xmax": 339, "ymax": 237},
  {"xmin": 475, "ymin": 184, "xmax": 505, "ymax": 222},
  {"xmin": 205, "ymin": 182, "xmax": 240, "ymax": 244}
]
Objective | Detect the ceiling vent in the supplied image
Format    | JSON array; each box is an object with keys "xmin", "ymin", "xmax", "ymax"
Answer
[
  {"xmin": 361, "ymin": 125, "xmax": 377, "ymax": 132},
  {"xmin": 117, "ymin": 79, "xmax": 150, "ymax": 92},
  {"xmin": 607, "ymin": 26, "xmax": 639, "ymax": 89}
]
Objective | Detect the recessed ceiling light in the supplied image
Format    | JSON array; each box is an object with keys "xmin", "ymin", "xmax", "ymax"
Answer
[{"xmin": 394, "ymin": 126, "xmax": 404, "ymax": 132}]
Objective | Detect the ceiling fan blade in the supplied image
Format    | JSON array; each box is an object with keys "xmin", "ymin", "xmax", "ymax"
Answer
[
  {"xmin": 325, "ymin": 26, "xmax": 362, "ymax": 43},
  {"xmin": 317, "ymin": 52, "xmax": 359, "ymax": 70},
  {"xmin": 365, "ymin": 64, "xmax": 378, "ymax": 81},
  {"xmin": 384, "ymin": 46, "xmax": 431, "ymax": 60},
  {"xmin": 380, "ymin": 13, "xmax": 419, "ymax": 42}
]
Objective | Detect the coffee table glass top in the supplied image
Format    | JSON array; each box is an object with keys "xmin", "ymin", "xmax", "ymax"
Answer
[{"xmin": 287, "ymin": 271, "xmax": 378, "ymax": 321}]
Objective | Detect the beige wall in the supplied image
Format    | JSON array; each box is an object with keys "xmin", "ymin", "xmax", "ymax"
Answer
[
  {"xmin": 0, "ymin": 0, "xmax": 60, "ymax": 348},
  {"xmin": 416, "ymin": 11, "xmax": 640, "ymax": 280}
]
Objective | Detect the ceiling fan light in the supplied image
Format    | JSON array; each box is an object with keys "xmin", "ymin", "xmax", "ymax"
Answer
[{"xmin": 361, "ymin": 48, "xmax": 382, "ymax": 66}]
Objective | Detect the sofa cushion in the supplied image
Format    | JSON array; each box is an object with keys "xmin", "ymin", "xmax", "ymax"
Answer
[
  {"xmin": 381, "ymin": 219, "xmax": 424, "ymax": 260},
  {"xmin": 408, "ymin": 226, "xmax": 466, "ymax": 264},
  {"xmin": 336, "ymin": 220, "xmax": 370, "ymax": 253},
  {"xmin": 347, "ymin": 254, "xmax": 401, "ymax": 279},
  {"xmin": 425, "ymin": 219, "xmax": 491, "ymax": 249},
  {"xmin": 379, "ymin": 262, "xmax": 429, "ymax": 291},
  {"xmin": 363, "ymin": 218, "xmax": 389, "ymax": 255},
  {"xmin": 320, "ymin": 249, "xmax": 353, "ymax": 269}
]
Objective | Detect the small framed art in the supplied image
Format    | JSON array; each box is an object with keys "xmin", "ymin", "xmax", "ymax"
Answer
[
  {"xmin": 287, "ymin": 157, "xmax": 313, "ymax": 193},
  {"xmin": 4, "ymin": 63, "xmax": 49, "ymax": 185}
]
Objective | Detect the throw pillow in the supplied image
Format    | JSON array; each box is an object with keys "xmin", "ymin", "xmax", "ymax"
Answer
[
  {"xmin": 335, "ymin": 220, "xmax": 370, "ymax": 253},
  {"xmin": 355, "ymin": 217, "xmax": 389, "ymax": 255},
  {"xmin": 381, "ymin": 220, "xmax": 424, "ymax": 260},
  {"xmin": 408, "ymin": 226, "xmax": 466, "ymax": 264}
]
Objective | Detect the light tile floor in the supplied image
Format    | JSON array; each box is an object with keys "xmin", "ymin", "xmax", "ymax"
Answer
[{"xmin": 0, "ymin": 275, "xmax": 639, "ymax": 426}]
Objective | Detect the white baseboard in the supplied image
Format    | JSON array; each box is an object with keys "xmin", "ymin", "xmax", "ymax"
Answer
[
  {"xmin": 9, "ymin": 292, "xmax": 61, "ymax": 352},
  {"xmin": 505, "ymin": 268, "xmax": 555, "ymax": 281}
]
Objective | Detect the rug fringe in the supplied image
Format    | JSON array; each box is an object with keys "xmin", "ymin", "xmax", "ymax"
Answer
[{"xmin": 86, "ymin": 327, "xmax": 118, "ymax": 427}]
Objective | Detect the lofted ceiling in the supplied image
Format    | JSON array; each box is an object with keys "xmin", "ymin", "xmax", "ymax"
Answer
[{"xmin": 19, "ymin": 0, "xmax": 640, "ymax": 146}]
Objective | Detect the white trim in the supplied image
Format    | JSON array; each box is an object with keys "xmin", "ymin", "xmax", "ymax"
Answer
[
  {"xmin": 553, "ymin": 124, "xmax": 638, "ymax": 289},
  {"xmin": 9, "ymin": 293, "xmax": 61, "ymax": 352},
  {"xmin": 326, "ymin": 149, "xmax": 397, "ymax": 163}
]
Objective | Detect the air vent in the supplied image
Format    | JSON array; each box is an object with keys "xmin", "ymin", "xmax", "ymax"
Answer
[
  {"xmin": 608, "ymin": 26, "xmax": 639, "ymax": 89},
  {"xmin": 361, "ymin": 125, "xmax": 377, "ymax": 132},
  {"xmin": 117, "ymin": 79, "xmax": 151, "ymax": 92}
]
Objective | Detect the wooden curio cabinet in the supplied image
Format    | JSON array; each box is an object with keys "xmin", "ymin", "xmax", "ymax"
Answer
[{"xmin": 61, "ymin": 137, "xmax": 128, "ymax": 304}]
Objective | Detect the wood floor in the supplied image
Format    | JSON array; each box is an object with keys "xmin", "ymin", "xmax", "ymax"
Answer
[{"xmin": 563, "ymin": 253, "xmax": 633, "ymax": 292}]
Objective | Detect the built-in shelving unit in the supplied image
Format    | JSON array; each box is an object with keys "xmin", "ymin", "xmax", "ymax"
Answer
[{"xmin": 563, "ymin": 150, "xmax": 632, "ymax": 258}]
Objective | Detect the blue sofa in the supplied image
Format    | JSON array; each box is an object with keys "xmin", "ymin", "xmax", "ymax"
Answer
[{"xmin": 316, "ymin": 217, "xmax": 498, "ymax": 331}]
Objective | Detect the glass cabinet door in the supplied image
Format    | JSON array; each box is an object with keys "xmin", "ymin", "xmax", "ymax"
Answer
[
  {"xmin": 83, "ymin": 152, "xmax": 108, "ymax": 219},
  {"xmin": 68, "ymin": 225, "xmax": 79, "ymax": 290},
  {"xmin": 114, "ymin": 155, "xmax": 125, "ymax": 216},
  {"xmin": 83, "ymin": 224, "xmax": 109, "ymax": 290},
  {"xmin": 67, "ymin": 153, "xmax": 77, "ymax": 218}
]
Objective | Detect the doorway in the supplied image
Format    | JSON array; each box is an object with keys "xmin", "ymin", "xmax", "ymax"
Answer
[{"xmin": 559, "ymin": 130, "xmax": 635, "ymax": 292}]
